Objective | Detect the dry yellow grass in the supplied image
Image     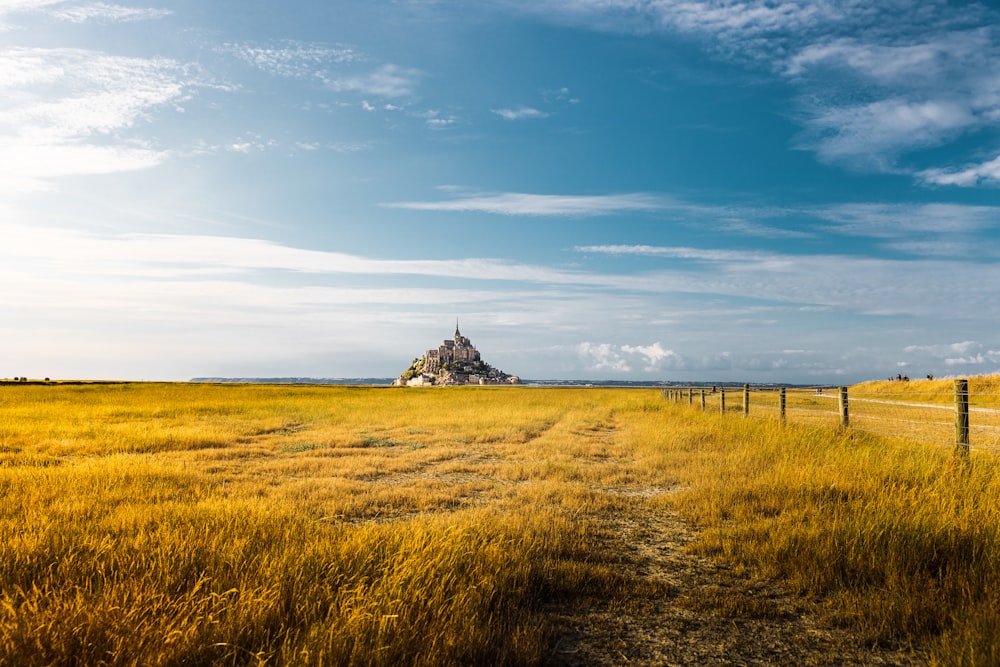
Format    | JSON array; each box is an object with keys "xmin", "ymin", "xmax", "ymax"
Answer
[
  {"xmin": 657, "ymin": 384, "xmax": 1000, "ymax": 666},
  {"xmin": 0, "ymin": 384, "xmax": 656, "ymax": 666},
  {"xmin": 2, "ymin": 381, "xmax": 1000, "ymax": 665}
]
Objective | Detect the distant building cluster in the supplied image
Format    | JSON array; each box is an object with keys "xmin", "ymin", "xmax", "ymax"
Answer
[
  {"xmin": 394, "ymin": 323, "xmax": 519, "ymax": 386},
  {"xmin": 423, "ymin": 325, "xmax": 481, "ymax": 373}
]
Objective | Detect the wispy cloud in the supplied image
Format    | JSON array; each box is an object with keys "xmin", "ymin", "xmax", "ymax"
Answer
[
  {"xmin": 387, "ymin": 190, "xmax": 1000, "ymax": 253},
  {"xmin": 5, "ymin": 221, "xmax": 1000, "ymax": 379},
  {"xmin": 570, "ymin": 239, "xmax": 1000, "ymax": 319},
  {"xmin": 784, "ymin": 31, "xmax": 991, "ymax": 85},
  {"xmin": 814, "ymin": 202, "xmax": 1000, "ymax": 237},
  {"xmin": 919, "ymin": 154, "xmax": 1000, "ymax": 187},
  {"xmin": 0, "ymin": 141, "xmax": 166, "ymax": 193},
  {"xmin": 503, "ymin": 0, "xmax": 1000, "ymax": 185},
  {"xmin": 786, "ymin": 27, "xmax": 1000, "ymax": 172},
  {"xmin": 225, "ymin": 40, "xmax": 358, "ymax": 79},
  {"xmin": 0, "ymin": 47, "xmax": 209, "ymax": 192},
  {"xmin": 0, "ymin": 222, "xmax": 597, "ymax": 285},
  {"xmin": 0, "ymin": 0, "xmax": 171, "ymax": 27},
  {"xmin": 384, "ymin": 191, "xmax": 667, "ymax": 216},
  {"xmin": 325, "ymin": 63, "xmax": 422, "ymax": 98},
  {"xmin": 10, "ymin": 222, "xmax": 999, "ymax": 323},
  {"xmin": 801, "ymin": 98, "xmax": 977, "ymax": 169},
  {"xmin": 501, "ymin": 0, "xmax": 913, "ymax": 55},
  {"xmin": 0, "ymin": 0, "xmax": 66, "ymax": 12},
  {"xmin": 420, "ymin": 108, "xmax": 458, "ymax": 129},
  {"xmin": 224, "ymin": 41, "xmax": 420, "ymax": 99},
  {"xmin": 492, "ymin": 106, "xmax": 549, "ymax": 120},
  {"xmin": 47, "ymin": 2, "xmax": 172, "ymax": 23},
  {"xmin": 620, "ymin": 342, "xmax": 681, "ymax": 371},
  {"xmin": 575, "ymin": 244, "xmax": 777, "ymax": 263},
  {"xmin": 904, "ymin": 342, "xmax": 1000, "ymax": 367},
  {"xmin": 576, "ymin": 342, "xmax": 633, "ymax": 372},
  {"xmin": 576, "ymin": 341, "xmax": 727, "ymax": 374}
]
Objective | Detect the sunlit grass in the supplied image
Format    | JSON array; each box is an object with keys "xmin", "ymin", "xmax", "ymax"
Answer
[
  {"xmin": 0, "ymin": 384, "xmax": 653, "ymax": 666},
  {"xmin": 2, "ymin": 382, "xmax": 1000, "ymax": 665},
  {"xmin": 643, "ymin": 395, "xmax": 1000, "ymax": 666}
]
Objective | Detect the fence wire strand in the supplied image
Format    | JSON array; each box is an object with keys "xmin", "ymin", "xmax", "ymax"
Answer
[{"xmin": 661, "ymin": 384, "xmax": 1000, "ymax": 454}]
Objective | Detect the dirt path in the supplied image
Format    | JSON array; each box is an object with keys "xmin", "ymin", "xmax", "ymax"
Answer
[{"xmin": 546, "ymin": 491, "xmax": 929, "ymax": 666}]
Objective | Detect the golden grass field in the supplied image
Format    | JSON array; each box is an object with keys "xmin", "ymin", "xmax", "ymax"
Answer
[{"xmin": 2, "ymin": 381, "xmax": 999, "ymax": 665}]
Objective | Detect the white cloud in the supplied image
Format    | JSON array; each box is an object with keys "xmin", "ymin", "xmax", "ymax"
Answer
[
  {"xmin": 0, "ymin": 0, "xmax": 66, "ymax": 10},
  {"xmin": 326, "ymin": 63, "xmax": 422, "ymax": 98},
  {"xmin": 577, "ymin": 342, "xmax": 631, "ymax": 372},
  {"xmin": 492, "ymin": 106, "xmax": 549, "ymax": 120},
  {"xmin": 384, "ymin": 191, "xmax": 667, "ymax": 216},
  {"xmin": 802, "ymin": 98, "xmax": 976, "ymax": 167},
  {"xmin": 5, "ymin": 220, "xmax": 1000, "ymax": 381},
  {"xmin": 224, "ymin": 41, "xmax": 420, "ymax": 101},
  {"xmin": 575, "ymin": 341, "xmax": 736, "ymax": 374},
  {"xmin": 904, "ymin": 341, "xmax": 982, "ymax": 357},
  {"xmin": 814, "ymin": 202, "xmax": 1000, "ymax": 238},
  {"xmin": 565, "ymin": 239, "xmax": 1000, "ymax": 320},
  {"xmin": 0, "ymin": 222, "xmax": 603, "ymax": 286},
  {"xmin": 24, "ymin": 220, "xmax": 960, "ymax": 327},
  {"xmin": 0, "ymin": 140, "xmax": 165, "ymax": 193},
  {"xmin": 502, "ymin": 0, "xmax": 907, "ymax": 55},
  {"xmin": 919, "ymin": 154, "xmax": 1000, "ymax": 187},
  {"xmin": 48, "ymin": 2, "xmax": 172, "ymax": 23},
  {"xmin": 504, "ymin": 1, "xmax": 1000, "ymax": 184},
  {"xmin": 785, "ymin": 31, "xmax": 990, "ymax": 84},
  {"xmin": 329, "ymin": 141, "xmax": 372, "ymax": 153},
  {"xmin": 0, "ymin": 0, "xmax": 170, "ymax": 28},
  {"xmin": 0, "ymin": 47, "xmax": 207, "ymax": 191},
  {"xmin": 620, "ymin": 342, "xmax": 679, "ymax": 371},
  {"xmin": 225, "ymin": 41, "xmax": 358, "ymax": 79},
  {"xmin": 786, "ymin": 28, "xmax": 1000, "ymax": 174},
  {"xmin": 945, "ymin": 354, "xmax": 989, "ymax": 366},
  {"xmin": 420, "ymin": 109, "xmax": 458, "ymax": 129},
  {"xmin": 575, "ymin": 244, "xmax": 776, "ymax": 263},
  {"xmin": 896, "ymin": 341, "xmax": 1000, "ymax": 372}
]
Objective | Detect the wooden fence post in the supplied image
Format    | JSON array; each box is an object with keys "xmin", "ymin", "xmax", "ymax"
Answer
[
  {"xmin": 955, "ymin": 378, "xmax": 970, "ymax": 459},
  {"xmin": 700, "ymin": 389, "xmax": 706, "ymax": 411},
  {"xmin": 743, "ymin": 384, "xmax": 750, "ymax": 416},
  {"xmin": 779, "ymin": 387, "xmax": 786, "ymax": 422},
  {"xmin": 838, "ymin": 386, "xmax": 849, "ymax": 429},
  {"xmin": 688, "ymin": 388, "xmax": 693, "ymax": 405},
  {"xmin": 720, "ymin": 387, "xmax": 726, "ymax": 414}
]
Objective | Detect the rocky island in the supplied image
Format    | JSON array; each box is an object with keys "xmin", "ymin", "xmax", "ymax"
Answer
[{"xmin": 394, "ymin": 323, "xmax": 520, "ymax": 386}]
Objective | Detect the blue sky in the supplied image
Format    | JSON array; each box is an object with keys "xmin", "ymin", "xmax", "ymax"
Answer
[{"xmin": 2, "ymin": 0, "xmax": 1000, "ymax": 383}]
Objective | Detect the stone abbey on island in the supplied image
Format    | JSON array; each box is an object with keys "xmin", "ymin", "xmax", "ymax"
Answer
[{"xmin": 393, "ymin": 322, "xmax": 520, "ymax": 386}]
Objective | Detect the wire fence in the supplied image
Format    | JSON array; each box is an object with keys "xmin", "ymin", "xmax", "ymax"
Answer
[{"xmin": 661, "ymin": 380, "xmax": 1000, "ymax": 456}]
